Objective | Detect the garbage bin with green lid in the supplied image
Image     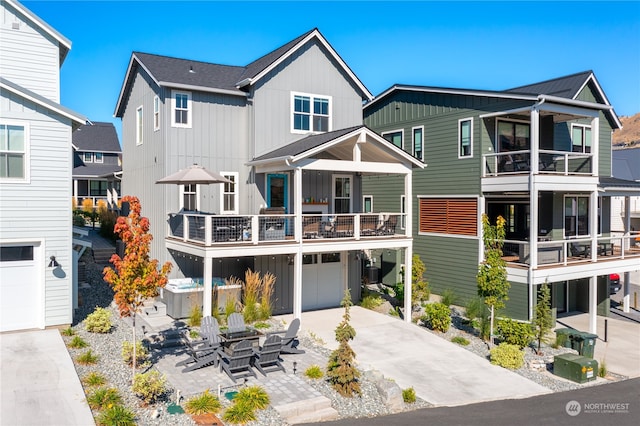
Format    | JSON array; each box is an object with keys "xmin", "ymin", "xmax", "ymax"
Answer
[
  {"xmin": 570, "ymin": 331, "xmax": 584, "ymax": 354},
  {"xmin": 580, "ymin": 332, "xmax": 598, "ymax": 358},
  {"xmin": 555, "ymin": 328, "xmax": 573, "ymax": 348}
]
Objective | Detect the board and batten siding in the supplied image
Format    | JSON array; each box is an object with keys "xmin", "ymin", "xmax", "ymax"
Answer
[
  {"xmin": 252, "ymin": 39, "xmax": 364, "ymax": 157},
  {"xmin": 0, "ymin": 93, "xmax": 74, "ymax": 327},
  {"xmin": 0, "ymin": 1, "xmax": 61, "ymax": 102}
]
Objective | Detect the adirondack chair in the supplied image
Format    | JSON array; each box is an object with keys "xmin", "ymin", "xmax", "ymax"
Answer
[
  {"xmin": 266, "ymin": 318, "xmax": 304, "ymax": 354},
  {"xmin": 380, "ymin": 214, "xmax": 398, "ymax": 235},
  {"xmin": 227, "ymin": 313, "xmax": 246, "ymax": 333},
  {"xmin": 219, "ymin": 339, "xmax": 257, "ymax": 383},
  {"xmin": 175, "ymin": 332, "xmax": 223, "ymax": 373},
  {"xmin": 252, "ymin": 335, "xmax": 285, "ymax": 376},
  {"xmin": 181, "ymin": 316, "xmax": 220, "ymax": 350}
]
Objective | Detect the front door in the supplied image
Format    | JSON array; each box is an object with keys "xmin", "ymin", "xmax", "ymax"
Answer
[{"xmin": 266, "ymin": 174, "xmax": 288, "ymax": 212}]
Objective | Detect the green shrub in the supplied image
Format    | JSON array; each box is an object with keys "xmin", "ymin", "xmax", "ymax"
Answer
[
  {"xmin": 132, "ymin": 370, "xmax": 167, "ymax": 404},
  {"xmin": 82, "ymin": 371, "xmax": 107, "ymax": 388},
  {"xmin": 98, "ymin": 210, "xmax": 118, "ymax": 241},
  {"xmin": 393, "ymin": 282, "xmax": 404, "ymax": 303},
  {"xmin": 388, "ymin": 307, "xmax": 400, "ymax": 317},
  {"xmin": 553, "ymin": 332, "xmax": 568, "ymax": 349},
  {"xmin": 76, "ymin": 349, "xmax": 99, "ymax": 365},
  {"xmin": 451, "ymin": 336, "xmax": 470, "ymax": 346},
  {"xmin": 466, "ymin": 297, "xmax": 490, "ymax": 341},
  {"xmin": 96, "ymin": 405, "xmax": 136, "ymax": 426},
  {"xmin": 304, "ymin": 365, "xmax": 324, "ymax": 380},
  {"xmin": 360, "ymin": 293, "xmax": 384, "ymax": 310},
  {"xmin": 60, "ymin": 326, "xmax": 75, "ymax": 336},
  {"xmin": 189, "ymin": 330, "xmax": 200, "ymax": 339},
  {"xmin": 497, "ymin": 318, "xmax": 533, "ymax": 349},
  {"xmin": 224, "ymin": 297, "xmax": 238, "ymax": 319},
  {"xmin": 68, "ymin": 335, "xmax": 88, "ymax": 349},
  {"xmin": 121, "ymin": 340, "xmax": 149, "ymax": 367},
  {"xmin": 188, "ymin": 305, "xmax": 203, "ymax": 328},
  {"xmin": 87, "ymin": 387, "xmax": 122, "ymax": 410},
  {"xmin": 402, "ymin": 387, "xmax": 416, "ymax": 403},
  {"xmin": 440, "ymin": 289, "xmax": 458, "ymax": 307},
  {"xmin": 223, "ymin": 401, "xmax": 256, "ymax": 424},
  {"xmin": 421, "ymin": 302, "xmax": 451, "ymax": 332},
  {"xmin": 490, "ymin": 343, "xmax": 524, "ymax": 370},
  {"xmin": 85, "ymin": 307, "xmax": 112, "ymax": 333},
  {"xmin": 73, "ymin": 214, "xmax": 87, "ymax": 227},
  {"xmin": 598, "ymin": 359, "xmax": 607, "ymax": 378},
  {"xmin": 253, "ymin": 321, "xmax": 270, "ymax": 329},
  {"xmin": 234, "ymin": 385, "xmax": 270, "ymax": 410},
  {"xmin": 184, "ymin": 390, "xmax": 222, "ymax": 415}
]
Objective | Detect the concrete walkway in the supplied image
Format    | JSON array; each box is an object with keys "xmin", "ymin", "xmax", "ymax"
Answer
[
  {"xmin": 0, "ymin": 329, "xmax": 95, "ymax": 426},
  {"xmin": 278, "ymin": 307, "xmax": 551, "ymax": 407},
  {"xmin": 556, "ymin": 313, "xmax": 640, "ymax": 378}
]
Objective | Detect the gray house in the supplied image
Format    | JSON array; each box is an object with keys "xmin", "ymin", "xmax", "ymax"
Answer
[
  {"xmin": 114, "ymin": 29, "xmax": 423, "ymax": 320},
  {"xmin": 363, "ymin": 71, "xmax": 640, "ymax": 332},
  {"xmin": 72, "ymin": 121, "xmax": 122, "ymax": 208}
]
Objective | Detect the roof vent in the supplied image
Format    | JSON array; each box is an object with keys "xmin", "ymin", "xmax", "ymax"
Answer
[{"xmin": 12, "ymin": 22, "xmax": 20, "ymax": 30}]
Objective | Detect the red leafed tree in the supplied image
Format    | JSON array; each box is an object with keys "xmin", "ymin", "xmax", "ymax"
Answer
[{"xmin": 103, "ymin": 196, "xmax": 171, "ymax": 377}]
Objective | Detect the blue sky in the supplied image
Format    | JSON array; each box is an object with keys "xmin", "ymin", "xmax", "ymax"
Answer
[{"xmin": 24, "ymin": 0, "xmax": 640, "ymax": 141}]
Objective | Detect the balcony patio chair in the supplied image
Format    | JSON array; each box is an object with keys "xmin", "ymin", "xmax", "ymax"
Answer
[
  {"xmin": 570, "ymin": 243, "xmax": 590, "ymax": 258},
  {"xmin": 227, "ymin": 312, "xmax": 246, "ymax": 334},
  {"xmin": 302, "ymin": 216, "xmax": 321, "ymax": 239},
  {"xmin": 266, "ymin": 318, "xmax": 305, "ymax": 354},
  {"xmin": 379, "ymin": 215, "xmax": 398, "ymax": 235},
  {"xmin": 182, "ymin": 316, "xmax": 220, "ymax": 349},
  {"xmin": 175, "ymin": 331, "xmax": 223, "ymax": 373},
  {"xmin": 219, "ymin": 339, "xmax": 257, "ymax": 383},
  {"xmin": 252, "ymin": 335, "xmax": 286, "ymax": 376}
]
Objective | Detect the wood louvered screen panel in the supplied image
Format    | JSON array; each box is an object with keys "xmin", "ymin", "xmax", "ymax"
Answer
[{"xmin": 419, "ymin": 198, "xmax": 477, "ymax": 236}]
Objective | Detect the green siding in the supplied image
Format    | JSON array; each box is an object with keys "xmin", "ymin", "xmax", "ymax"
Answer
[{"xmin": 502, "ymin": 282, "xmax": 529, "ymax": 321}]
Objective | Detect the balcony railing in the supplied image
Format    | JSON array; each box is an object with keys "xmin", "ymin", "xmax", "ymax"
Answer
[
  {"xmin": 167, "ymin": 213, "xmax": 406, "ymax": 246},
  {"xmin": 484, "ymin": 150, "xmax": 593, "ymax": 177},
  {"xmin": 502, "ymin": 233, "xmax": 640, "ymax": 267}
]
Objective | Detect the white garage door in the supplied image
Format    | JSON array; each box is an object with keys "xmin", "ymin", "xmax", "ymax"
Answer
[
  {"xmin": 302, "ymin": 252, "xmax": 344, "ymax": 311},
  {"xmin": 0, "ymin": 245, "xmax": 40, "ymax": 332}
]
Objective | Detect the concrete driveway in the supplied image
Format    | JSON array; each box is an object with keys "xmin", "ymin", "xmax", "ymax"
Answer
[
  {"xmin": 0, "ymin": 329, "xmax": 94, "ymax": 426},
  {"xmin": 278, "ymin": 307, "xmax": 550, "ymax": 407}
]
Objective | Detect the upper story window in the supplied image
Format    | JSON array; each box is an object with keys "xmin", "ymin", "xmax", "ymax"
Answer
[
  {"xmin": 571, "ymin": 124, "xmax": 591, "ymax": 153},
  {"xmin": 221, "ymin": 172, "xmax": 238, "ymax": 214},
  {"xmin": 459, "ymin": 118, "xmax": 473, "ymax": 158},
  {"xmin": 382, "ymin": 130, "xmax": 403, "ymax": 149},
  {"xmin": 0, "ymin": 123, "xmax": 27, "ymax": 181},
  {"xmin": 94, "ymin": 152, "xmax": 103, "ymax": 163},
  {"xmin": 292, "ymin": 92, "xmax": 331, "ymax": 133},
  {"xmin": 172, "ymin": 91, "xmax": 192, "ymax": 128},
  {"xmin": 564, "ymin": 195, "xmax": 589, "ymax": 237},
  {"xmin": 136, "ymin": 106, "xmax": 143, "ymax": 145},
  {"xmin": 333, "ymin": 175, "xmax": 351, "ymax": 214},
  {"xmin": 153, "ymin": 96, "xmax": 160, "ymax": 131},
  {"xmin": 83, "ymin": 152, "xmax": 93, "ymax": 163},
  {"xmin": 413, "ymin": 126, "xmax": 424, "ymax": 161},
  {"xmin": 181, "ymin": 184, "xmax": 198, "ymax": 211},
  {"xmin": 498, "ymin": 120, "xmax": 530, "ymax": 152}
]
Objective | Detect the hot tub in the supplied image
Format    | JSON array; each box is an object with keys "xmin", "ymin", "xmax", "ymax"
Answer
[{"xmin": 160, "ymin": 277, "xmax": 241, "ymax": 319}]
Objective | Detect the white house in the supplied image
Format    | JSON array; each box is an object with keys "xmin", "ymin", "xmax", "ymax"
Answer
[{"xmin": 0, "ymin": 0, "xmax": 85, "ymax": 332}]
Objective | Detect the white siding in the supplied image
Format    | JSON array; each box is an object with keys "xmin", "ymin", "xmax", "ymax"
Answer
[{"xmin": 0, "ymin": 1, "xmax": 61, "ymax": 102}]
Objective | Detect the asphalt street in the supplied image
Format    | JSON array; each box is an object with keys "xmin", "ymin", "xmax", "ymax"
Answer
[{"xmin": 302, "ymin": 378, "xmax": 640, "ymax": 426}]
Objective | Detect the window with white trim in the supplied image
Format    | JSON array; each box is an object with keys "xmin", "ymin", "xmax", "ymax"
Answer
[
  {"xmin": 94, "ymin": 152, "xmax": 103, "ymax": 163},
  {"xmin": 458, "ymin": 118, "xmax": 473, "ymax": 158},
  {"xmin": 363, "ymin": 195, "xmax": 373, "ymax": 213},
  {"xmin": 0, "ymin": 123, "xmax": 27, "ymax": 180},
  {"xmin": 221, "ymin": 172, "xmax": 238, "ymax": 214},
  {"xmin": 292, "ymin": 92, "xmax": 331, "ymax": 133},
  {"xmin": 400, "ymin": 195, "xmax": 406, "ymax": 229},
  {"xmin": 571, "ymin": 124, "xmax": 591, "ymax": 153},
  {"xmin": 382, "ymin": 129, "xmax": 403, "ymax": 149},
  {"xmin": 136, "ymin": 106, "xmax": 143, "ymax": 145},
  {"xmin": 181, "ymin": 184, "xmax": 198, "ymax": 211},
  {"xmin": 333, "ymin": 175, "xmax": 351, "ymax": 214},
  {"xmin": 564, "ymin": 195, "xmax": 589, "ymax": 237},
  {"xmin": 413, "ymin": 126, "xmax": 423, "ymax": 160},
  {"xmin": 83, "ymin": 152, "xmax": 93, "ymax": 163},
  {"xmin": 172, "ymin": 91, "xmax": 191, "ymax": 128},
  {"xmin": 153, "ymin": 96, "xmax": 160, "ymax": 131}
]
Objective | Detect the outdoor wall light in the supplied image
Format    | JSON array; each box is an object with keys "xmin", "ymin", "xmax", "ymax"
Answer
[{"xmin": 48, "ymin": 255, "xmax": 59, "ymax": 268}]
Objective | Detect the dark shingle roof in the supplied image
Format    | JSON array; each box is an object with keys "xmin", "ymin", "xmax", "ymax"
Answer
[
  {"xmin": 505, "ymin": 70, "xmax": 593, "ymax": 99},
  {"xmin": 73, "ymin": 163, "xmax": 122, "ymax": 178},
  {"xmin": 253, "ymin": 126, "xmax": 364, "ymax": 161},
  {"xmin": 612, "ymin": 148, "xmax": 640, "ymax": 181},
  {"xmin": 73, "ymin": 122, "xmax": 121, "ymax": 152},
  {"xmin": 599, "ymin": 176, "xmax": 640, "ymax": 190}
]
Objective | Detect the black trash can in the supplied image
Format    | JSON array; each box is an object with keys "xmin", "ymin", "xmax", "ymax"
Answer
[
  {"xmin": 580, "ymin": 332, "xmax": 598, "ymax": 358},
  {"xmin": 365, "ymin": 266, "xmax": 379, "ymax": 284}
]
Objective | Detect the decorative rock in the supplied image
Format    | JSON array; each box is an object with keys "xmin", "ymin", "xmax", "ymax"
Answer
[
  {"xmin": 528, "ymin": 359, "xmax": 547, "ymax": 372},
  {"xmin": 374, "ymin": 378, "xmax": 405, "ymax": 413}
]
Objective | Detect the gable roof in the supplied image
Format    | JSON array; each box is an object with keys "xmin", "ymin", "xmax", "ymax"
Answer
[
  {"xmin": 115, "ymin": 28, "xmax": 372, "ymax": 117},
  {"xmin": 5, "ymin": 0, "xmax": 71, "ymax": 65},
  {"xmin": 72, "ymin": 122, "xmax": 121, "ymax": 153},
  {"xmin": 365, "ymin": 71, "xmax": 621, "ymax": 129},
  {"xmin": 612, "ymin": 148, "xmax": 640, "ymax": 181},
  {"xmin": 0, "ymin": 77, "xmax": 85, "ymax": 127}
]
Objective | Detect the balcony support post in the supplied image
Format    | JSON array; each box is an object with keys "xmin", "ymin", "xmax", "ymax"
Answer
[
  {"xmin": 623, "ymin": 196, "xmax": 631, "ymax": 312},
  {"xmin": 530, "ymin": 106, "xmax": 540, "ymax": 174},
  {"xmin": 588, "ymin": 275, "xmax": 597, "ymax": 334},
  {"xmin": 591, "ymin": 115, "xmax": 599, "ymax": 176},
  {"xmin": 590, "ymin": 191, "xmax": 598, "ymax": 261},
  {"xmin": 203, "ymin": 256, "xmax": 212, "ymax": 317},
  {"xmin": 530, "ymin": 187, "xmax": 539, "ymax": 270},
  {"xmin": 404, "ymin": 245, "xmax": 412, "ymax": 323},
  {"xmin": 293, "ymin": 167, "xmax": 303, "ymax": 321},
  {"xmin": 404, "ymin": 172, "xmax": 412, "ymax": 238}
]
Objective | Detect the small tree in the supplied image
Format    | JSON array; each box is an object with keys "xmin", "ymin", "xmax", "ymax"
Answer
[
  {"xmin": 533, "ymin": 282, "xmax": 553, "ymax": 354},
  {"xmin": 326, "ymin": 290, "xmax": 360, "ymax": 397},
  {"xmin": 103, "ymin": 196, "xmax": 172, "ymax": 379},
  {"xmin": 476, "ymin": 214, "xmax": 510, "ymax": 347}
]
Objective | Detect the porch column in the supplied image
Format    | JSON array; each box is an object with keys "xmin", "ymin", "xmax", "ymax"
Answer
[
  {"xmin": 591, "ymin": 116, "xmax": 599, "ymax": 176},
  {"xmin": 404, "ymin": 245, "xmax": 412, "ymax": 323},
  {"xmin": 590, "ymin": 191, "xmax": 598, "ymax": 261},
  {"xmin": 589, "ymin": 275, "xmax": 597, "ymax": 334},
  {"xmin": 623, "ymin": 195, "xmax": 631, "ymax": 313},
  {"xmin": 203, "ymin": 256, "xmax": 212, "ymax": 317},
  {"xmin": 293, "ymin": 253, "xmax": 302, "ymax": 321},
  {"xmin": 529, "ymin": 187, "xmax": 538, "ymax": 269},
  {"xmin": 293, "ymin": 167, "xmax": 303, "ymax": 320},
  {"xmin": 404, "ymin": 172, "xmax": 412, "ymax": 237},
  {"xmin": 530, "ymin": 106, "xmax": 539, "ymax": 174}
]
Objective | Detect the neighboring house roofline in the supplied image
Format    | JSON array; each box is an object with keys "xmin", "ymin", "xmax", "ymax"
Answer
[
  {"xmin": 5, "ymin": 0, "xmax": 71, "ymax": 65},
  {"xmin": 1, "ymin": 77, "xmax": 85, "ymax": 127}
]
